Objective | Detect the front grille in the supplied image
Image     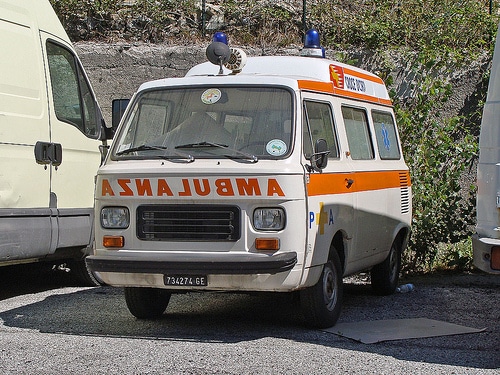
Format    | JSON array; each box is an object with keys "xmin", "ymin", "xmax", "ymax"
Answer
[{"xmin": 137, "ymin": 205, "xmax": 241, "ymax": 241}]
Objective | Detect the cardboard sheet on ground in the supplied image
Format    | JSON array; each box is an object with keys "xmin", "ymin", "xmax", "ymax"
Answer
[{"xmin": 324, "ymin": 318, "xmax": 486, "ymax": 344}]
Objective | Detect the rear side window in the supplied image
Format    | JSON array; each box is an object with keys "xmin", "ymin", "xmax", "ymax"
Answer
[
  {"xmin": 342, "ymin": 106, "xmax": 374, "ymax": 160},
  {"xmin": 372, "ymin": 110, "xmax": 401, "ymax": 159},
  {"xmin": 303, "ymin": 100, "xmax": 339, "ymax": 159},
  {"xmin": 46, "ymin": 41, "xmax": 98, "ymax": 137}
]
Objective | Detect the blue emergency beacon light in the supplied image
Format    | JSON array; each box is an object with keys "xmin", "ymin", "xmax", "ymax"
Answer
[
  {"xmin": 301, "ymin": 29, "xmax": 325, "ymax": 58},
  {"xmin": 212, "ymin": 31, "xmax": 228, "ymax": 45}
]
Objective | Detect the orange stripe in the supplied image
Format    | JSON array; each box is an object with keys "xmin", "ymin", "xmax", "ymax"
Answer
[
  {"xmin": 298, "ymin": 80, "xmax": 392, "ymax": 106},
  {"xmin": 298, "ymin": 80, "xmax": 334, "ymax": 94},
  {"xmin": 307, "ymin": 170, "xmax": 411, "ymax": 196}
]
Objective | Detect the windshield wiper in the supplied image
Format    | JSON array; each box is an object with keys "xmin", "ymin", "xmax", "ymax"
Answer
[
  {"xmin": 116, "ymin": 144, "xmax": 194, "ymax": 162},
  {"xmin": 175, "ymin": 141, "xmax": 228, "ymax": 149},
  {"xmin": 116, "ymin": 144, "xmax": 167, "ymax": 155},
  {"xmin": 176, "ymin": 141, "xmax": 258, "ymax": 163}
]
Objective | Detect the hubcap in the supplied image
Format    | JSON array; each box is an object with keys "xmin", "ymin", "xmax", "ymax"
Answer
[
  {"xmin": 322, "ymin": 265, "xmax": 338, "ymax": 311},
  {"xmin": 389, "ymin": 245, "xmax": 398, "ymax": 282}
]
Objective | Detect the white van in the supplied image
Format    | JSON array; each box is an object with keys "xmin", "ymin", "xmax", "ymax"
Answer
[
  {"xmin": 87, "ymin": 31, "xmax": 412, "ymax": 327},
  {"xmin": 472, "ymin": 23, "xmax": 500, "ymax": 274},
  {"xmin": 0, "ymin": 0, "xmax": 111, "ymax": 283}
]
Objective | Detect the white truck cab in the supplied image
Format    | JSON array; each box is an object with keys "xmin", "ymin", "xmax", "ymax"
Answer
[
  {"xmin": 473, "ymin": 23, "xmax": 500, "ymax": 274},
  {"xmin": 87, "ymin": 30, "xmax": 412, "ymax": 327},
  {"xmin": 0, "ymin": 0, "xmax": 112, "ymax": 283}
]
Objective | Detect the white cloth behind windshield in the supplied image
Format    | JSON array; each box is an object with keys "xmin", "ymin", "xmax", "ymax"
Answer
[{"xmin": 160, "ymin": 112, "xmax": 232, "ymax": 147}]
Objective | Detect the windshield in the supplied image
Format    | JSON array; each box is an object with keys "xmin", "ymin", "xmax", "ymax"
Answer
[{"xmin": 113, "ymin": 86, "xmax": 294, "ymax": 160}]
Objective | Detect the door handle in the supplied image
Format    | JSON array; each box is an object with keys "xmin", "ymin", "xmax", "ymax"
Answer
[{"xmin": 345, "ymin": 178, "xmax": 354, "ymax": 188}]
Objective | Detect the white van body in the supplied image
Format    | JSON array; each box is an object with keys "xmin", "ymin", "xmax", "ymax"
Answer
[
  {"xmin": 472, "ymin": 24, "xmax": 500, "ymax": 274},
  {"xmin": 0, "ymin": 0, "xmax": 108, "ymax": 278},
  {"xmin": 87, "ymin": 38, "xmax": 412, "ymax": 327}
]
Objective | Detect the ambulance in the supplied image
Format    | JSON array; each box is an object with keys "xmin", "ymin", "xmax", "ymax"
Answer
[
  {"xmin": 0, "ymin": 0, "xmax": 111, "ymax": 283},
  {"xmin": 472, "ymin": 23, "xmax": 500, "ymax": 274},
  {"xmin": 87, "ymin": 30, "xmax": 412, "ymax": 327}
]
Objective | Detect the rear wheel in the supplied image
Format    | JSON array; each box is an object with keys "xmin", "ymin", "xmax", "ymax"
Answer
[
  {"xmin": 124, "ymin": 287, "xmax": 171, "ymax": 319},
  {"xmin": 370, "ymin": 239, "xmax": 401, "ymax": 295},
  {"xmin": 300, "ymin": 251, "xmax": 343, "ymax": 328}
]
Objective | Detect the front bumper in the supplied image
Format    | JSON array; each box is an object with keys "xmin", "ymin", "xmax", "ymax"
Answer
[
  {"xmin": 86, "ymin": 251, "xmax": 297, "ymax": 275},
  {"xmin": 472, "ymin": 234, "xmax": 500, "ymax": 274}
]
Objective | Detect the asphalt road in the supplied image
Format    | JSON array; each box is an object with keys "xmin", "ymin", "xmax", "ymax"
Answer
[{"xmin": 0, "ymin": 263, "xmax": 498, "ymax": 374}]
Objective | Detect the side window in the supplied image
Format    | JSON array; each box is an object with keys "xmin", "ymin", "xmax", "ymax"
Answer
[
  {"xmin": 303, "ymin": 100, "xmax": 339, "ymax": 159},
  {"xmin": 372, "ymin": 110, "xmax": 401, "ymax": 159},
  {"xmin": 46, "ymin": 41, "xmax": 98, "ymax": 137},
  {"xmin": 342, "ymin": 106, "xmax": 374, "ymax": 160}
]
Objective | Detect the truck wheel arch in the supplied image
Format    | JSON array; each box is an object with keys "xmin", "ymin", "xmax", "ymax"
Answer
[{"xmin": 331, "ymin": 231, "xmax": 346, "ymax": 274}]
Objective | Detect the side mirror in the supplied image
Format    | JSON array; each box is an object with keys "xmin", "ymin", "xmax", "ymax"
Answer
[
  {"xmin": 309, "ymin": 138, "xmax": 329, "ymax": 171},
  {"xmin": 111, "ymin": 98, "xmax": 130, "ymax": 134}
]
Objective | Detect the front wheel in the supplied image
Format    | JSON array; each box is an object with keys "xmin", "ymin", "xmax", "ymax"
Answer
[
  {"xmin": 124, "ymin": 287, "xmax": 171, "ymax": 319},
  {"xmin": 370, "ymin": 239, "xmax": 401, "ymax": 295},
  {"xmin": 300, "ymin": 251, "xmax": 343, "ymax": 328},
  {"xmin": 66, "ymin": 259, "xmax": 102, "ymax": 286}
]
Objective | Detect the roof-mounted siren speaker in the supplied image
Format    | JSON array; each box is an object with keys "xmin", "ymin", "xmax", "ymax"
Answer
[
  {"xmin": 225, "ymin": 48, "xmax": 247, "ymax": 73},
  {"xmin": 206, "ymin": 33, "xmax": 231, "ymax": 74}
]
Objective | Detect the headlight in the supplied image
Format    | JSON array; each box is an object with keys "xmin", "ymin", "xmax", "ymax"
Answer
[
  {"xmin": 253, "ymin": 207, "xmax": 285, "ymax": 231},
  {"xmin": 101, "ymin": 207, "xmax": 130, "ymax": 229}
]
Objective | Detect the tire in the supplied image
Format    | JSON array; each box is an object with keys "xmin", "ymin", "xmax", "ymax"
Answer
[
  {"xmin": 124, "ymin": 287, "xmax": 171, "ymax": 319},
  {"xmin": 67, "ymin": 259, "xmax": 102, "ymax": 286},
  {"xmin": 370, "ymin": 239, "xmax": 401, "ymax": 295},
  {"xmin": 300, "ymin": 251, "xmax": 343, "ymax": 328}
]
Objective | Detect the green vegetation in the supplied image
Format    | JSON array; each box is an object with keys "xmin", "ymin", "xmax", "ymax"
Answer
[
  {"xmin": 50, "ymin": 0, "xmax": 500, "ymax": 273},
  {"xmin": 49, "ymin": 0, "xmax": 498, "ymax": 54},
  {"xmin": 396, "ymin": 75, "xmax": 480, "ymax": 273},
  {"xmin": 311, "ymin": 0, "xmax": 495, "ymax": 56}
]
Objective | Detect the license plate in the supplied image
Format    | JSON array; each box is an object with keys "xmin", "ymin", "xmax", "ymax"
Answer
[{"xmin": 164, "ymin": 275, "xmax": 207, "ymax": 287}]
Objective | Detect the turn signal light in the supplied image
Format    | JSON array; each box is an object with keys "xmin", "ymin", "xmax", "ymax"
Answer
[
  {"xmin": 255, "ymin": 238, "xmax": 280, "ymax": 251},
  {"xmin": 103, "ymin": 235, "xmax": 124, "ymax": 248},
  {"xmin": 491, "ymin": 246, "xmax": 500, "ymax": 270}
]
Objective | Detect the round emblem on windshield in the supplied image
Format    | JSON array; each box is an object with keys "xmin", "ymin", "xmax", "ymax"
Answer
[
  {"xmin": 266, "ymin": 139, "xmax": 287, "ymax": 156},
  {"xmin": 201, "ymin": 88, "xmax": 222, "ymax": 104}
]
